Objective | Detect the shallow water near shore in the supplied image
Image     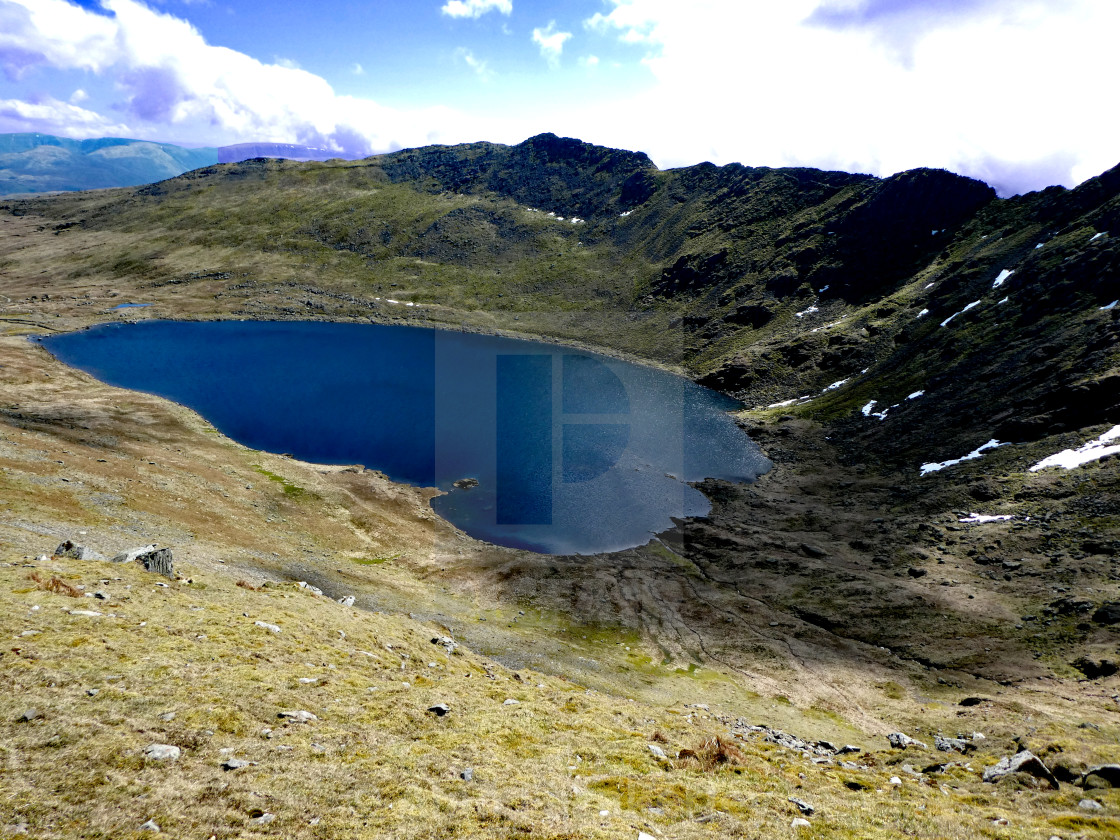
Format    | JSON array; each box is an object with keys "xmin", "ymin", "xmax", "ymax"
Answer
[{"xmin": 43, "ymin": 320, "xmax": 769, "ymax": 554}]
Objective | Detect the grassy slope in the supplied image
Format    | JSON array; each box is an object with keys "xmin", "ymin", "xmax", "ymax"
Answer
[{"xmin": 1, "ymin": 141, "xmax": 1119, "ymax": 836}]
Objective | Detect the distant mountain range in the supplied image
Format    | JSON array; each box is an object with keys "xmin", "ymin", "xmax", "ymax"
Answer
[{"xmin": 0, "ymin": 134, "xmax": 361, "ymax": 195}]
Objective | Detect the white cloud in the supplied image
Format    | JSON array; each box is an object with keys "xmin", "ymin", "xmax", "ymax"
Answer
[
  {"xmin": 580, "ymin": 55, "xmax": 600, "ymax": 67},
  {"xmin": 532, "ymin": 21, "xmax": 572, "ymax": 67},
  {"xmin": 0, "ymin": 0, "xmax": 490, "ymax": 154},
  {"xmin": 69, "ymin": 88, "xmax": 88, "ymax": 104},
  {"xmin": 351, "ymin": 62, "xmax": 364, "ymax": 75},
  {"xmin": 0, "ymin": 95, "xmax": 130, "ymax": 136},
  {"xmin": 274, "ymin": 56, "xmax": 301, "ymax": 70},
  {"xmin": 441, "ymin": 0, "xmax": 512, "ymax": 19},
  {"xmin": 581, "ymin": 0, "xmax": 1120, "ymax": 194},
  {"xmin": 455, "ymin": 47, "xmax": 493, "ymax": 81}
]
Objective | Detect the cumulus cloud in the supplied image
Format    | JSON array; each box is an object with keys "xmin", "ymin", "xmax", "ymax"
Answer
[
  {"xmin": 440, "ymin": 0, "xmax": 512, "ymax": 19},
  {"xmin": 532, "ymin": 21, "xmax": 572, "ymax": 67},
  {"xmin": 0, "ymin": 0, "xmax": 486, "ymax": 155},
  {"xmin": 583, "ymin": 0, "xmax": 1120, "ymax": 194},
  {"xmin": 0, "ymin": 94, "xmax": 130, "ymax": 135}
]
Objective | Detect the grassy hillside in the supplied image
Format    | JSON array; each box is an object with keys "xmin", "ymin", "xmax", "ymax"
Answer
[{"xmin": 1, "ymin": 133, "xmax": 1118, "ymax": 836}]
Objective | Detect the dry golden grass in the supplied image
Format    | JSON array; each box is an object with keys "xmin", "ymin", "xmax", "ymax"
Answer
[{"xmin": 2, "ymin": 552, "xmax": 1118, "ymax": 839}]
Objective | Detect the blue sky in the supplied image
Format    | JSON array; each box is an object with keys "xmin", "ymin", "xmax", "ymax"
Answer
[{"xmin": 1, "ymin": 0, "xmax": 1118, "ymax": 195}]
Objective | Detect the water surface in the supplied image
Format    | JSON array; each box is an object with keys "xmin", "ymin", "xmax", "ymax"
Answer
[{"xmin": 44, "ymin": 320, "xmax": 769, "ymax": 554}]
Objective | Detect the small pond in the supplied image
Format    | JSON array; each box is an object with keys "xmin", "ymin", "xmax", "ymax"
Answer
[{"xmin": 43, "ymin": 320, "xmax": 769, "ymax": 554}]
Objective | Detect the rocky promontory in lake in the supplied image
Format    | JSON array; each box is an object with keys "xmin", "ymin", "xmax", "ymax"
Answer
[{"xmin": 0, "ymin": 134, "xmax": 1117, "ymax": 838}]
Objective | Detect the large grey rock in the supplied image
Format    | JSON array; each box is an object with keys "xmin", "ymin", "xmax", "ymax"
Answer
[
  {"xmin": 788, "ymin": 797, "xmax": 814, "ymax": 815},
  {"xmin": 54, "ymin": 540, "xmax": 104, "ymax": 562},
  {"xmin": 888, "ymin": 732, "xmax": 928, "ymax": 750},
  {"xmin": 935, "ymin": 734, "xmax": 970, "ymax": 753},
  {"xmin": 1083, "ymin": 764, "xmax": 1120, "ymax": 789},
  {"xmin": 982, "ymin": 750, "xmax": 1059, "ymax": 789},
  {"xmin": 1078, "ymin": 799, "xmax": 1103, "ymax": 810},
  {"xmin": 111, "ymin": 545, "xmax": 156, "ymax": 564},
  {"xmin": 142, "ymin": 744, "xmax": 181, "ymax": 761},
  {"xmin": 427, "ymin": 704, "xmax": 451, "ymax": 716},
  {"xmin": 136, "ymin": 547, "xmax": 174, "ymax": 579}
]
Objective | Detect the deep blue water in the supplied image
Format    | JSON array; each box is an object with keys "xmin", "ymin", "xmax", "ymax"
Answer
[{"xmin": 43, "ymin": 321, "xmax": 770, "ymax": 554}]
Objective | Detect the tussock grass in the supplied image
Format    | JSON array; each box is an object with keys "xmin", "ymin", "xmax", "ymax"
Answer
[{"xmin": 3, "ymin": 554, "xmax": 1118, "ymax": 839}]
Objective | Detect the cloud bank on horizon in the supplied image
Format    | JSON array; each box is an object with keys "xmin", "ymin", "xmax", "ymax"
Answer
[{"xmin": 0, "ymin": 0, "xmax": 1117, "ymax": 196}]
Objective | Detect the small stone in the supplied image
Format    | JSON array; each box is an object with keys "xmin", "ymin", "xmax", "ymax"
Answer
[
  {"xmin": 254, "ymin": 621, "xmax": 281, "ymax": 633},
  {"xmin": 158, "ymin": 712, "xmax": 176, "ymax": 722},
  {"xmin": 648, "ymin": 744, "xmax": 667, "ymax": 759},
  {"xmin": 93, "ymin": 591, "xmax": 110, "ymax": 600},
  {"xmin": 503, "ymin": 698, "xmax": 519, "ymax": 706},
  {"xmin": 54, "ymin": 540, "xmax": 105, "ymax": 562},
  {"xmin": 599, "ymin": 810, "xmax": 609, "ymax": 817},
  {"xmin": 18, "ymin": 709, "xmax": 41, "ymax": 722},
  {"xmin": 86, "ymin": 689, "xmax": 99, "ymax": 696},
  {"xmin": 427, "ymin": 704, "xmax": 451, "ymax": 716},
  {"xmin": 338, "ymin": 595, "xmax": 355, "ymax": 607},
  {"xmin": 221, "ymin": 758, "xmax": 251, "ymax": 771},
  {"xmin": 889, "ymin": 776, "xmax": 903, "ymax": 785},
  {"xmin": 251, "ymin": 813, "xmax": 275, "ymax": 825},
  {"xmin": 298, "ymin": 677, "xmax": 318, "ymax": 684},
  {"xmin": 460, "ymin": 768, "xmax": 473, "ymax": 781},
  {"xmin": 992, "ymin": 818, "xmax": 1009, "ymax": 826},
  {"xmin": 1078, "ymin": 798, "xmax": 1103, "ymax": 811},
  {"xmin": 800, "ymin": 543, "xmax": 828, "ymax": 558},
  {"xmin": 431, "ymin": 635, "xmax": 458, "ymax": 654},
  {"xmin": 139, "ymin": 819, "xmax": 160, "ymax": 832},
  {"xmin": 638, "ymin": 833, "xmax": 657, "ymax": 840},
  {"xmin": 69, "ymin": 610, "xmax": 102, "ymax": 617},
  {"xmin": 788, "ymin": 797, "xmax": 814, "ymax": 815},
  {"xmin": 791, "ymin": 817, "xmax": 811, "ymax": 828},
  {"xmin": 143, "ymin": 744, "xmax": 181, "ymax": 761},
  {"xmin": 277, "ymin": 710, "xmax": 317, "ymax": 723}
]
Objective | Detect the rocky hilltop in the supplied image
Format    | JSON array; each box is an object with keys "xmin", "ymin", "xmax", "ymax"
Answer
[{"xmin": 0, "ymin": 133, "xmax": 1118, "ymax": 838}]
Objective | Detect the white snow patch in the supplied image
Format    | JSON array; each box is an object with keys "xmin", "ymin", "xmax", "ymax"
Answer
[
  {"xmin": 958, "ymin": 513, "xmax": 1015, "ymax": 524},
  {"xmin": 1101, "ymin": 300, "xmax": 1118, "ymax": 311},
  {"xmin": 862, "ymin": 400, "xmax": 889, "ymax": 421},
  {"xmin": 1035, "ymin": 242, "xmax": 1044, "ymax": 249},
  {"xmin": 817, "ymin": 285, "xmax": 830, "ymax": 293},
  {"xmin": 941, "ymin": 300, "xmax": 981, "ymax": 327},
  {"xmin": 993, "ymin": 269, "xmax": 1013, "ymax": 288},
  {"xmin": 823, "ymin": 378, "xmax": 848, "ymax": 392},
  {"xmin": 907, "ymin": 390, "xmax": 925, "ymax": 400},
  {"xmin": 1090, "ymin": 232, "xmax": 1106, "ymax": 242},
  {"xmin": 1030, "ymin": 424, "xmax": 1120, "ymax": 472},
  {"xmin": 769, "ymin": 398, "xmax": 798, "ymax": 408},
  {"xmin": 924, "ymin": 283, "xmax": 935, "ymax": 290},
  {"xmin": 916, "ymin": 308, "xmax": 929, "ymax": 319},
  {"xmin": 997, "ymin": 296, "xmax": 1009, "ymax": 305},
  {"xmin": 794, "ymin": 305, "xmax": 819, "ymax": 318},
  {"xmin": 920, "ymin": 439, "xmax": 1006, "ymax": 476},
  {"xmin": 618, "ymin": 210, "xmax": 632, "ymax": 218},
  {"xmin": 385, "ymin": 299, "xmax": 399, "ymax": 304},
  {"xmin": 931, "ymin": 229, "xmax": 939, "ymax": 235},
  {"xmin": 570, "ymin": 217, "xmax": 584, "ymax": 224}
]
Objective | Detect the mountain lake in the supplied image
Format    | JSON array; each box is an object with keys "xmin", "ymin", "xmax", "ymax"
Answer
[{"xmin": 42, "ymin": 320, "xmax": 770, "ymax": 554}]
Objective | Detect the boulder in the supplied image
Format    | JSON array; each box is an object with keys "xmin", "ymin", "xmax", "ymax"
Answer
[
  {"xmin": 1091, "ymin": 602, "xmax": 1120, "ymax": 624},
  {"xmin": 1083, "ymin": 764, "xmax": 1120, "ymax": 789},
  {"xmin": 136, "ymin": 547, "xmax": 174, "ymax": 579},
  {"xmin": 111, "ymin": 545, "xmax": 156, "ymax": 564},
  {"xmin": 888, "ymin": 732, "xmax": 928, "ymax": 750},
  {"xmin": 982, "ymin": 750, "xmax": 1059, "ymax": 789},
  {"xmin": 427, "ymin": 704, "xmax": 451, "ymax": 717},
  {"xmin": 935, "ymin": 734, "xmax": 970, "ymax": 753},
  {"xmin": 142, "ymin": 744, "xmax": 181, "ymax": 761},
  {"xmin": 54, "ymin": 540, "xmax": 104, "ymax": 562},
  {"xmin": 1072, "ymin": 657, "xmax": 1119, "ymax": 679}
]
